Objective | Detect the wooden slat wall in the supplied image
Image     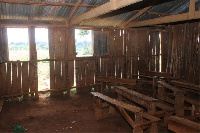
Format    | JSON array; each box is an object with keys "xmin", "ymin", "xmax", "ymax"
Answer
[
  {"xmin": 0, "ymin": 27, "xmax": 8, "ymax": 63},
  {"xmin": 125, "ymin": 29, "xmax": 161, "ymax": 77},
  {"xmin": 48, "ymin": 27, "xmax": 67, "ymax": 92},
  {"xmin": 164, "ymin": 22, "xmax": 200, "ymax": 84},
  {"xmin": 29, "ymin": 27, "xmax": 38, "ymax": 98},
  {"xmin": 0, "ymin": 62, "xmax": 38, "ymax": 98},
  {"xmin": 75, "ymin": 58, "xmax": 95, "ymax": 87}
]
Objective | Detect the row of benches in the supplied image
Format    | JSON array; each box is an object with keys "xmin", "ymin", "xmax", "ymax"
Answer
[{"xmin": 92, "ymin": 75, "xmax": 200, "ymax": 133}]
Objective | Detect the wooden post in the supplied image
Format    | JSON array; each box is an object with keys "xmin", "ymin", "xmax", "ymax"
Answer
[
  {"xmin": 158, "ymin": 84, "xmax": 165, "ymax": 99},
  {"xmin": 133, "ymin": 112, "xmax": 143, "ymax": 133},
  {"xmin": 148, "ymin": 102, "xmax": 156, "ymax": 115},
  {"xmin": 149, "ymin": 122, "xmax": 158, "ymax": 133},
  {"xmin": 174, "ymin": 92, "xmax": 184, "ymax": 117},
  {"xmin": 152, "ymin": 76, "xmax": 157, "ymax": 97},
  {"xmin": 189, "ymin": 0, "xmax": 195, "ymax": 18},
  {"xmin": 28, "ymin": 26, "xmax": 38, "ymax": 99}
]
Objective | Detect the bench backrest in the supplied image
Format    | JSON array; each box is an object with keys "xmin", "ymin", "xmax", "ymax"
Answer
[
  {"xmin": 140, "ymin": 70, "xmax": 172, "ymax": 78},
  {"xmin": 97, "ymin": 77, "xmax": 137, "ymax": 86},
  {"xmin": 157, "ymin": 81, "xmax": 184, "ymax": 93},
  {"xmin": 91, "ymin": 92, "xmax": 143, "ymax": 113},
  {"xmin": 115, "ymin": 86, "xmax": 157, "ymax": 102}
]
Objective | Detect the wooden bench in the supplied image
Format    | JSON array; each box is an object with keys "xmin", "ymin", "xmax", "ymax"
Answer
[
  {"xmin": 170, "ymin": 80, "xmax": 200, "ymax": 95},
  {"xmin": 129, "ymin": 71, "xmax": 172, "ymax": 96},
  {"xmin": 95, "ymin": 76, "xmax": 137, "ymax": 93},
  {"xmin": 170, "ymin": 80, "xmax": 200, "ymax": 116},
  {"xmin": 166, "ymin": 116, "xmax": 200, "ymax": 133},
  {"xmin": 157, "ymin": 81, "xmax": 185, "ymax": 117},
  {"xmin": 91, "ymin": 92, "xmax": 160, "ymax": 133},
  {"xmin": 0, "ymin": 99, "xmax": 4, "ymax": 113},
  {"xmin": 114, "ymin": 86, "xmax": 174, "ymax": 117},
  {"xmin": 184, "ymin": 97, "xmax": 200, "ymax": 116}
]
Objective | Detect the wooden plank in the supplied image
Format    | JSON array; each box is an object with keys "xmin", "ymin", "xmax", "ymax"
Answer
[
  {"xmin": 17, "ymin": 62, "xmax": 22, "ymax": 94},
  {"xmin": 157, "ymin": 81, "xmax": 184, "ymax": 93},
  {"xmin": 0, "ymin": 0, "xmax": 97, "ymax": 7},
  {"xmin": 48, "ymin": 28, "xmax": 55, "ymax": 90},
  {"xmin": 120, "ymin": 6, "xmax": 151, "ymax": 28},
  {"xmin": 91, "ymin": 92, "xmax": 143, "ymax": 113},
  {"xmin": 167, "ymin": 116, "xmax": 200, "ymax": 133},
  {"xmin": 12, "ymin": 62, "xmax": 17, "ymax": 94},
  {"xmin": 0, "ymin": 19, "xmax": 66, "ymax": 27},
  {"xmin": 189, "ymin": 0, "xmax": 196, "ymax": 18},
  {"xmin": 22, "ymin": 62, "xmax": 29, "ymax": 97},
  {"xmin": 68, "ymin": 0, "xmax": 84, "ymax": 23},
  {"xmin": 115, "ymin": 86, "xmax": 157, "ymax": 102},
  {"xmin": 126, "ymin": 11, "xmax": 200, "ymax": 28},
  {"xmin": 71, "ymin": 0, "xmax": 143, "ymax": 25},
  {"xmin": 6, "ymin": 63, "xmax": 11, "ymax": 94},
  {"xmin": 0, "ymin": 99, "xmax": 4, "ymax": 113},
  {"xmin": 0, "ymin": 27, "xmax": 8, "ymax": 63},
  {"xmin": 118, "ymin": 107, "xmax": 135, "ymax": 128},
  {"xmin": 97, "ymin": 77, "xmax": 137, "ymax": 86},
  {"xmin": 0, "ymin": 64, "xmax": 3, "ymax": 96},
  {"xmin": 29, "ymin": 62, "xmax": 36, "ymax": 94}
]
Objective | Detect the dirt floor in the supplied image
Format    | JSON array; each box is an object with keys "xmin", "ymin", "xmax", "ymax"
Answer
[
  {"xmin": 0, "ymin": 92, "xmax": 133, "ymax": 133},
  {"xmin": 0, "ymin": 88, "xmax": 170, "ymax": 133}
]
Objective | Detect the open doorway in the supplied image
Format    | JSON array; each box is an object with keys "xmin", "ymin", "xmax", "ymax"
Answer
[{"xmin": 35, "ymin": 28, "xmax": 50, "ymax": 91}]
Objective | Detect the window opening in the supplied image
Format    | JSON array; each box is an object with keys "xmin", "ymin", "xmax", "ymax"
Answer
[{"xmin": 75, "ymin": 29, "xmax": 92, "ymax": 57}]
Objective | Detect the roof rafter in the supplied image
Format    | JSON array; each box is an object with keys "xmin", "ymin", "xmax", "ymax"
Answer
[
  {"xmin": 0, "ymin": 19, "xmax": 66, "ymax": 27},
  {"xmin": 126, "ymin": 11, "xmax": 200, "ymax": 28},
  {"xmin": 71, "ymin": 0, "xmax": 143, "ymax": 25},
  {"xmin": 67, "ymin": 0, "xmax": 84, "ymax": 24},
  {"xmin": 0, "ymin": 0, "xmax": 97, "ymax": 7},
  {"xmin": 126, "ymin": 0, "xmax": 198, "ymax": 28},
  {"xmin": 120, "ymin": 6, "xmax": 151, "ymax": 28}
]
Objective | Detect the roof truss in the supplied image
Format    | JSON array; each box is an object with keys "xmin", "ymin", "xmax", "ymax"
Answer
[
  {"xmin": 0, "ymin": 0, "xmax": 97, "ymax": 7},
  {"xmin": 71, "ymin": 0, "xmax": 143, "ymax": 25}
]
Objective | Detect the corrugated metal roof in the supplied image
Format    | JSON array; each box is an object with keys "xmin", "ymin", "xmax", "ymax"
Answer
[
  {"xmin": 82, "ymin": 0, "xmax": 109, "ymax": 5},
  {"xmin": 74, "ymin": 7, "xmax": 94, "ymax": 18},
  {"xmin": 78, "ymin": 12, "xmax": 138, "ymax": 27},
  {"xmin": 0, "ymin": 0, "xmax": 199, "ymax": 27}
]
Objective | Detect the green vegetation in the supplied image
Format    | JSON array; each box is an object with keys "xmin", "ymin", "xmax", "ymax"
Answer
[{"xmin": 75, "ymin": 30, "xmax": 92, "ymax": 57}]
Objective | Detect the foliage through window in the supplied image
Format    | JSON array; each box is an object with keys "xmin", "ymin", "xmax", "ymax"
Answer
[{"xmin": 75, "ymin": 29, "xmax": 92, "ymax": 57}]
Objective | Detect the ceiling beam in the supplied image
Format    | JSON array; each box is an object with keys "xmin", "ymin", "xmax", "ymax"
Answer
[
  {"xmin": 126, "ymin": 10, "xmax": 200, "ymax": 28},
  {"xmin": 189, "ymin": 0, "xmax": 195, "ymax": 18},
  {"xmin": 120, "ymin": 6, "xmax": 151, "ymax": 28},
  {"xmin": 71, "ymin": 0, "xmax": 143, "ymax": 25},
  {"xmin": 146, "ymin": 11, "xmax": 169, "ymax": 16},
  {"xmin": 67, "ymin": 0, "xmax": 84, "ymax": 24},
  {"xmin": 0, "ymin": 19, "xmax": 66, "ymax": 27},
  {"xmin": 0, "ymin": 0, "xmax": 97, "ymax": 7}
]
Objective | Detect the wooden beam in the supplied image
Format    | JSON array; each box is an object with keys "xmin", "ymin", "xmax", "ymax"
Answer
[
  {"xmin": 146, "ymin": 11, "xmax": 169, "ymax": 16},
  {"xmin": 126, "ymin": 11, "xmax": 200, "ymax": 28},
  {"xmin": 71, "ymin": 0, "xmax": 143, "ymax": 25},
  {"xmin": 0, "ymin": 0, "xmax": 97, "ymax": 7},
  {"xmin": 0, "ymin": 19, "xmax": 66, "ymax": 27},
  {"xmin": 189, "ymin": 0, "xmax": 195, "ymax": 18},
  {"xmin": 120, "ymin": 6, "xmax": 151, "ymax": 28},
  {"xmin": 67, "ymin": 0, "xmax": 84, "ymax": 23}
]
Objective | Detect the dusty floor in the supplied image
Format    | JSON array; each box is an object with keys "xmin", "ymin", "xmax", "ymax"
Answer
[{"xmin": 0, "ymin": 92, "xmax": 133, "ymax": 133}]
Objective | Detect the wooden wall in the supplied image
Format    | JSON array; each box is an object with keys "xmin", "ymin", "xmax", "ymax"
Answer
[
  {"xmin": 0, "ymin": 22, "xmax": 199, "ymax": 98},
  {"xmin": 163, "ymin": 22, "xmax": 200, "ymax": 84}
]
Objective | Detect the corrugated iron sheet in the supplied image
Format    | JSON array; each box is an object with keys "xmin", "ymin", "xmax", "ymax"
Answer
[
  {"xmin": 82, "ymin": 0, "xmax": 109, "ymax": 5},
  {"xmin": 0, "ymin": 0, "xmax": 199, "ymax": 27},
  {"xmin": 78, "ymin": 12, "xmax": 137, "ymax": 27}
]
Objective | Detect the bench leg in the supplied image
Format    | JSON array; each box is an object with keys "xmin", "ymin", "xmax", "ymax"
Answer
[
  {"xmin": 149, "ymin": 122, "xmax": 158, "ymax": 133},
  {"xmin": 148, "ymin": 102, "xmax": 156, "ymax": 115},
  {"xmin": 174, "ymin": 92, "xmax": 184, "ymax": 117},
  {"xmin": 152, "ymin": 78, "xmax": 157, "ymax": 97},
  {"xmin": 133, "ymin": 127, "xmax": 143, "ymax": 133}
]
